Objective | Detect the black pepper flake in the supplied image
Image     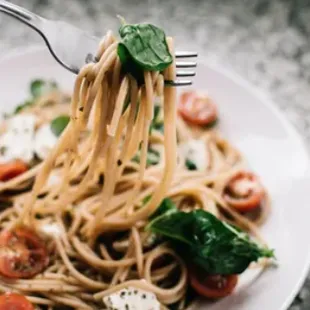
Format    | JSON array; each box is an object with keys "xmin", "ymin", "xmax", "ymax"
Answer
[
  {"xmin": 125, "ymin": 304, "xmax": 129, "ymax": 310},
  {"xmin": 79, "ymin": 106, "xmax": 84, "ymax": 112},
  {"xmin": 134, "ymin": 290, "xmax": 138, "ymax": 295},
  {"xmin": 117, "ymin": 159, "xmax": 122, "ymax": 166},
  {"xmin": 142, "ymin": 294, "xmax": 146, "ymax": 299},
  {"xmin": 120, "ymin": 291, "xmax": 126, "ymax": 298}
]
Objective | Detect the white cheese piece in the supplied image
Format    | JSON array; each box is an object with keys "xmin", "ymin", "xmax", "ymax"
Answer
[
  {"xmin": 34, "ymin": 124, "xmax": 58, "ymax": 160},
  {"xmin": 179, "ymin": 139, "xmax": 209, "ymax": 171},
  {"xmin": 39, "ymin": 222, "xmax": 62, "ymax": 237},
  {"xmin": 0, "ymin": 114, "xmax": 36, "ymax": 163},
  {"xmin": 46, "ymin": 173, "xmax": 60, "ymax": 187},
  {"xmin": 231, "ymin": 178, "xmax": 261, "ymax": 196},
  {"xmin": 103, "ymin": 287, "xmax": 160, "ymax": 310}
]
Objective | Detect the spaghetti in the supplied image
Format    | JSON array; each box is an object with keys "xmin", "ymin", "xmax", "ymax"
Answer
[{"xmin": 0, "ymin": 24, "xmax": 273, "ymax": 310}]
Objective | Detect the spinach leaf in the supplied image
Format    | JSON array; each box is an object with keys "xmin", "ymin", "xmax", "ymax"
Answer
[
  {"xmin": 150, "ymin": 197, "xmax": 177, "ymax": 220},
  {"xmin": 150, "ymin": 105, "xmax": 164, "ymax": 134},
  {"xmin": 14, "ymin": 79, "xmax": 58, "ymax": 114},
  {"xmin": 118, "ymin": 23, "xmax": 173, "ymax": 82},
  {"xmin": 146, "ymin": 148, "xmax": 160, "ymax": 166},
  {"xmin": 118, "ymin": 45, "xmax": 145, "ymax": 85},
  {"xmin": 31, "ymin": 79, "xmax": 58, "ymax": 98},
  {"xmin": 14, "ymin": 100, "xmax": 34, "ymax": 114},
  {"xmin": 147, "ymin": 207, "xmax": 274, "ymax": 275},
  {"xmin": 132, "ymin": 147, "xmax": 160, "ymax": 167},
  {"xmin": 204, "ymin": 118, "xmax": 218, "ymax": 129},
  {"xmin": 142, "ymin": 195, "xmax": 152, "ymax": 205},
  {"xmin": 122, "ymin": 92, "xmax": 131, "ymax": 114},
  {"xmin": 50, "ymin": 115, "xmax": 70, "ymax": 137},
  {"xmin": 185, "ymin": 158, "xmax": 197, "ymax": 171}
]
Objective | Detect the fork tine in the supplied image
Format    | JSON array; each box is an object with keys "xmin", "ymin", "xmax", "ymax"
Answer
[
  {"xmin": 176, "ymin": 61, "xmax": 197, "ymax": 68},
  {"xmin": 176, "ymin": 70, "xmax": 196, "ymax": 77},
  {"xmin": 165, "ymin": 80, "xmax": 192, "ymax": 86},
  {"xmin": 175, "ymin": 51, "xmax": 198, "ymax": 58}
]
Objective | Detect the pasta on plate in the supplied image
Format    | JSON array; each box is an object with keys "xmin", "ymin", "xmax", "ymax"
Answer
[{"xmin": 0, "ymin": 21, "xmax": 274, "ymax": 310}]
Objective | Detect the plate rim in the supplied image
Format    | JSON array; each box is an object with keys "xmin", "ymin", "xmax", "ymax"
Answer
[
  {"xmin": 1, "ymin": 44, "xmax": 310, "ymax": 310},
  {"xmin": 204, "ymin": 58, "xmax": 310, "ymax": 310}
]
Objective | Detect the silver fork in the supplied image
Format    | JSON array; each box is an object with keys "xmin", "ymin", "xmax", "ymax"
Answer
[{"xmin": 0, "ymin": 0, "xmax": 197, "ymax": 86}]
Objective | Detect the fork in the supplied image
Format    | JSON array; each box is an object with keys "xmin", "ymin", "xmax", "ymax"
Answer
[{"xmin": 0, "ymin": 0, "xmax": 197, "ymax": 86}]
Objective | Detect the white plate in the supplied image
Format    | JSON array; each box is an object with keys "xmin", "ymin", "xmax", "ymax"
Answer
[{"xmin": 0, "ymin": 46, "xmax": 310, "ymax": 310}]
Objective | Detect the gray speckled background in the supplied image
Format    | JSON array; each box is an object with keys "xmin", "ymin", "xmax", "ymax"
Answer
[{"xmin": 0, "ymin": 0, "xmax": 310, "ymax": 308}]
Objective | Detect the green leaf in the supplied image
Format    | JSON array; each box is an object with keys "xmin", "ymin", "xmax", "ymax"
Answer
[
  {"xmin": 150, "ymin": 105, "xmax": 164, "ymax": 134},
  {"xmin": 142, "ymin": 195, "xmax": 152, "ymax": 205},
  {"xmin": 118, "ymin": 23, "xmax": 173, "ymax": 82},
  {"xmin": 118, "ymin": 44, "xmax": 145, "ymax": 85},
  {"xmin": 14, "ymin": 100, "xmax": 34, "ymax": 114},
  {"xmin": 31, "ymin": 79, "xmax": 58, "ymax": 98},
  {"xmin": 204, "ymin": 118, "xmax": 218, "ymax": 129},
  {"xmin": 122, "ymin": 93, "xmax": 131, "ymax": 113},
  {"xmin": 14, "ymin": 80, "xmax": 58, "ymax": 115},
  {"xmin": 185, "ymin": 158, "xmax": 197, "ymax": 171},
  {"xmin": 147, "ymin": 208, "xmax": 274, "ymax": 275},
  {"xmin": 150, "ymin": 198, "xmax": 177, "ymax": 220},
  {"xmin": 50, "ymin": 115, "xmax": 70, "ymax": 137},
  {"xmin": 146, "ymin": 148, "xmax": 160, "ymax": 166},
  {"xmin": 132, "ymin": 154, "xmax": 140, "ymax": 164},
  {"xmin": 132, "ymin": 147, "xmax": 160, "ymax": 167}
]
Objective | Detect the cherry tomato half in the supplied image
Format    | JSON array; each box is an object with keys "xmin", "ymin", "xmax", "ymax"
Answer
[
  {"xmin": 0, "ymin": 293, "xmax": 34, "ymax": 310},
  {"xmin": 189, "ymin": 271, "xmax": 238, "ymax": 299},
  {"xmin": 0, "ymin": 228, "xmax": 48, "ymax": 279},
  {"xmin": 178, "ymin": 91, "xmax": 218, "ymax": 126},
  {"xmin": 0, "ymin": 160, "xmax": 28, "ymax": 182},
  {"xmin": 223, "ymin": 172, "xmax": 265, "ymax": 212}
]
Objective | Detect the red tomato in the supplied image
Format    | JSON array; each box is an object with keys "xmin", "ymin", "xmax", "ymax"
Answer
[
  {"xmin": 0, "ymin": 228, "xmax": 48, "ymax": 279},
  {"xmin": 189, "ymin": 272, "xmax": 238, "ymax": 299},
  {"xmin": 178, "ymin": 91, "xmax": 218, "ymax": 126},
  {"xmin": 0, "ymin": 160, "xmax": 28, "ymax": 181},
  {"xmin": 0, "ymin": 293, "xmax": 34, "ymax": 310},
  {"xmin": 223, "ymin": 172, "xmax": 265, "ymax": 212}
]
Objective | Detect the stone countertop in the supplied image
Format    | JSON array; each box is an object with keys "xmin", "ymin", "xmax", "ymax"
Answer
[{"xmin": 0, "ymin": 0, "xmax": 310, "ymax": 308}]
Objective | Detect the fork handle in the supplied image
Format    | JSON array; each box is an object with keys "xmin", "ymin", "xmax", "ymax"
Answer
[{"xmin": 0, "ymin": 0, "xmax": 41, "ymax": 29}]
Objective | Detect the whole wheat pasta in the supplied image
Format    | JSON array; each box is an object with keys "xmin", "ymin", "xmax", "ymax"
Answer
[{"xmin": 0, "ymin": 26, "xmax": 272, "ymax": 310}]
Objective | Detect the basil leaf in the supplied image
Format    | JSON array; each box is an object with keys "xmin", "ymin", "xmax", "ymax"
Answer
[
  {"xmin": 142, "ymin": 195, "xmax": 152, "ymax": 205},
  {"xmin": 14, "ymin": 100, "xmax": 34, "ymax": 114},
  {"xmin": 118, "ymin": 44, "xmax": 145, "ymax": 85},
  {"xmin": 150, "ymin": 105, "xmax": 164, "ymax": 134},
  {"xmin": 118, "ymin": 23, "xmax": 173, "ymax": 81},
  {"xmin": 150, "ymin": 198, "xmax": 177, "ymax": 220},
  {"xmin": 205, "ymin": 118, "xmax": 218, "ymax": 129},
  {"xmin": 185, "ymin": 158, "xmax": 197, "ymax": 171},
  {"xmin": 31, "ymin": 79, "xmax": 58, "ymax": 98},
  {"xmin": 50, "ymin": 115, "xmax": 70, "ymax": 137},
  {"xmin": 147, "ymin": 208, "xmax": 274, "ymax": 275},
  {"xmin": 14, "ymin": 80, "xmax": 58, "ymax": 115},
  {"xmin": 146, "ymin": 148, "xmax": 160, "ymax": 166},
  {"xmin": 132, "ymin": 147, "xmax": 160, "ymax": 167},
  {"xmin": 122, "ymin": 94, "xmax": 131, "ymax": 114}
]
